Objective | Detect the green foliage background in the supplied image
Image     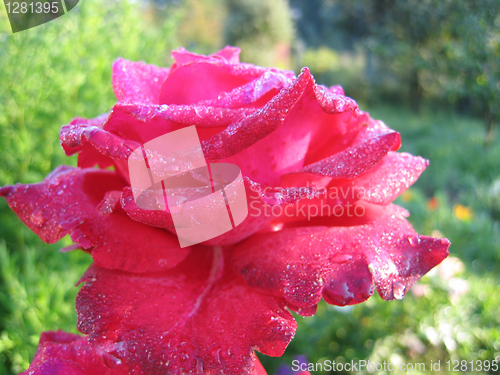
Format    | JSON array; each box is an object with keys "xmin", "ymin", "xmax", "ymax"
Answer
[
  {"xmin": 1, "ymin": 0, "xmax": 499, "ymax": 374},
  {"xmin": 0, "ymin": 1, "xmax": 179, "ymax": 373}
]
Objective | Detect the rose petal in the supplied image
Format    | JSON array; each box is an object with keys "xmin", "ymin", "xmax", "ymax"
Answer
[
  {"xmin": 172, "ymin": 46, "xmax": 241, "ymax": 66},
  {"xmin": 283, "ymin": 128, "xmax": 424, "ymax": 207},
  {"xmin": 159, "ymin": 60, "xmax": 266, "ymax": 105},
  {"xmin": 252, "ymin": 354, "xmax": 268, "ymax": 375},
  {"xmin": 60, "ymin": 113, "xmax": 109, "ymax": 154},
  {"xmin": 313, "ymin": 84, "xmax": 358, "ymax": 115},
  {"xmin": 0, "ymin": 167, "xmax": 190, "ymax": 273},
  {"xmin": 121, "ymin": 182, "xmax": 276, "ymax": 248},
  {"xmin": 112, "ymin": 58, "xmax": 170, "ymax": 104},
  {"xmin": 104, "ymin": 103, "xmax": 255, "ymax": 144},
  {"xmin": 344, "ymin": 151, "xmax": 429, "ymax": 205},
  {"xmin": 1, "ymin": 166, "xmax": 121, "ymax": 243},
  {"xmin": 297, "ymin": 132, "xmax": 401, "ymax": 179},
  {"xmin": 60, "ymin": 115, "xmax": 140, "ymax": 167},
  {"xmin": 59, "ymin": 113, "xmax": 117, "ymax": 169},
  {"xmin": 60, "ymin": 104, "xmax": 255, "ymax": 172},
  {"xmin": 76, "ymin": 248, "xmax": 296, "ymax": 375},
  {"xmin": 303, "ymin": 111, "xmax": 369, "ymax": 166},
  {"xmin": 304, "ymin": 112, "xmax": 393, "ymax": 166},
  {"xmin": 201, "ymin": 183, "xmax": 273, "ymax": 246},
  {"xmin": 20, "ymin": 331, "xmax": 110, "ymax": 375},
  {"xmin": 231, "ymin": 204, "xmax": 450, "ymax": 309},
  {"xmin": 213, "ymin": 46, "xmax": 242, "ymax": 64},
  {"xmin": 196, "ymin": 70, "xmax": 293, "ymax": 109},
  {"xmin": 21, "ymin": 333, "xmax": 277, "ymax": 375},
  {"xmin": 120, "ymin": 186, "xmax": 175, "ymax": 229},
  {"xmin": 328, "ymin": 85, "xmax": 345, "ymax": 95}
]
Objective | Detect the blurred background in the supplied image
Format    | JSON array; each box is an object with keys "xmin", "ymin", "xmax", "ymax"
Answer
[{"xmin": 0, "ymin": 0, "xmax": 499, "ymax": 373}]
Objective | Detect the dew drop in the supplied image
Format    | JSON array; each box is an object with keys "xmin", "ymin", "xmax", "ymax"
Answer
[
  {"xmin": 31, "ymin": 207, "xmax": 49, "ymax": 227},
  {"xmin": 393, "ymin": 281, "xmax": 406, "ymax": 299},
  {"xmin": 212, "ymin": 349, "xmax": 222, "ymax": 364},
  {"xmin": 330, "ymin": 253, "xmax": 353, "ymax": 264},
  {"xmin": 408, "ymin": 236, "xmax": 421, "ymax": 247},
  {"xmin": 102, "ymin": 353, "xmax": 122, "ymax": 368},
  {"xmin": 196, "ymin": 357, "xmax": 204, "ymax": 373}
]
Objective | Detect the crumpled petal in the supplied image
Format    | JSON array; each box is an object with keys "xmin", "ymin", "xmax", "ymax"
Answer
[
  {"xmin": 112, "ymin": 58, "xmax": 170, "ymax": 104},
  {"xmin": 60, "ymin": 113, "xmax": 140, "ymax": 168},
  {"xmin": 231, "ymin": 204, "xmax": 450, "ymax": 309},
  {"xmin": 76, "ymin": 248, "xmax": 297, "ymax": 375},
  {"xmin": 59, "ymin": 113, "xmax": 116, "ymax": 169},
  {"xmin": 0, "ymin": 166, "xmax": 190, "ymax": 273},
  {"xmin": 20, "ymin": 331, "xmax": 111, "ymax": 375}
]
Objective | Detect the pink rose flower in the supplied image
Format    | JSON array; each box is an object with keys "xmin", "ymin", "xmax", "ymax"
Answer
[{"xmin": 1, "ymin": 47, "xmax": 449, "ymax": 374}]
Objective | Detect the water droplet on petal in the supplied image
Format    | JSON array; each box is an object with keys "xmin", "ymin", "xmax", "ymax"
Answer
[
  {"xmin": 393, "ymin": 281, "xmax": 406, "ymax": 299},
  {"xmin": 408, "ymin": 235, "xmax": 421, "ymax": 247},
  {"xmin": 31, "ymin": 206, "xmax": 50, "ymax": 227},
  {"xmin": 102, "ymin": 352, "xmax": 122, "ymax": 368},
  {"xmin": 330, "ymin": 254, "xmax": 353, "ymax": 264},
  {"xmin": 196, "ymin": 357, "xmax": 204, "ymax": 373}
]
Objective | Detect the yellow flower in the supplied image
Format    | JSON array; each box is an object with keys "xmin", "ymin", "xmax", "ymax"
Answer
[
  {"xmin": 401, "ymin": 189, "xmax": 414, "ymax": 202},
  {"xmin": 453, "ymin": 204, "xmax": 473, "ymax": 221}
]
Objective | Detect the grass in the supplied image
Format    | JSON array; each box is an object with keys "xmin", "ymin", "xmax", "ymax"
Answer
[
  {"xmin": 0, "ymin": 240, "xmax": 91, "ymax": 373},
  {"xmin": 0, "ymin": 0, "xmax": 179, "ymax": 373}
]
